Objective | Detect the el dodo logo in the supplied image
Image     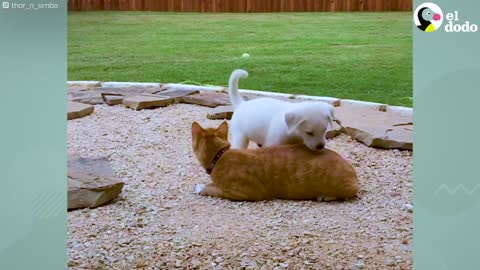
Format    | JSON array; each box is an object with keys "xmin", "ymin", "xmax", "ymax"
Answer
[
  {"xmin": 414, "ymin": 3, "xmax": 443, "ymax": 32},
  {"xmin": 414, "ymin": 2, "xmax": 478, "ymax": 33}
]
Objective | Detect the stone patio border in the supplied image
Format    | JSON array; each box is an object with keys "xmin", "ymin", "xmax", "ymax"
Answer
[{"xmin": 67, "ymin": 81, "xmax": 413, "ymax": 117}]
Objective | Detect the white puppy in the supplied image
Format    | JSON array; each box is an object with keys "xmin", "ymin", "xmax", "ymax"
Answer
[{"xmin": 228, "ymin": 69, "xmax": 335, "ymax": 151}]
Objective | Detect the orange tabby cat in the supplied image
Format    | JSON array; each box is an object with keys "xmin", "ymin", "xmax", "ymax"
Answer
[{"xmin": 192, "ymin": 121, "xmax": 359, "ymax": 201}]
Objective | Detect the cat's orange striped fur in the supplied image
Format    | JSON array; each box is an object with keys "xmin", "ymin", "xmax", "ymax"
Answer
[{"xmin": 192, "ymin": 121, "xmax": 359, "ymax": 201}]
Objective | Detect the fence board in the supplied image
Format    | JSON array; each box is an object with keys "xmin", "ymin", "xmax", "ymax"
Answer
[{"xmin": 68, "ymin": 0, "xmax": 412, "ymax": 12}]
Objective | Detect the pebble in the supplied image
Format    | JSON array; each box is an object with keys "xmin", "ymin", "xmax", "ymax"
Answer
[
  {"xmin": 191, "ymin": 258, "xmax": 201, "ymax": 266},
  {"xmin": 386, "ymin": 259, "xmax": 396, "ymax": 266},
  {"xmin": 355, "ymin": 260, "xmax": 365, "ymax": 269}
]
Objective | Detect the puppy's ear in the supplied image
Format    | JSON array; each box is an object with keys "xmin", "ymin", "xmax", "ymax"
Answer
[
  {"xmin": 216, "ymin": 121, "xmax": 229, "ymax": 140},
  {"xmin": 327, "ymin": 106, "xmax": 334, "ymax": 128},
  {"xmin": 285, "ymin": 111, "xmax": 303, "ymax": 133},
  {"xmin": 327, "ymin": 105, "xmax": 339, "ymax": 128},
  {"xmin": 191, "ymin": 122, "xmax": 205, "ymax": 139}
]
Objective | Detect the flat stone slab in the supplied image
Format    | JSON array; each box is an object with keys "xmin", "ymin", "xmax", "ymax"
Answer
[
  {"xmin": 123, "ymin": 94, "xmax": 174, "ymax": 110},
  {"xmin": 335, "ymin": 106, "xmax": 413, "ymax": 150},
  {"xmin": 101, "ymin": 93, "xmax": 124, "ymax": 106},
  {"xmin": 67, "ymin": 86, "xmax": 162, "ymax": 105},
  {"xmin": 67, "ymin": 85, "xmax": 103, "ymax": 105},
  {"xmin": 68, "ymin": 156, "xmax": 124, "ymax": 210},
  {"xmin": 68, "ymin": 101, "xmax": 94, "ymax": 120},
  {"xmin": 326, "ymin": 121, "xmax": 342, "ymax": 139},
  {"xmin": 153, "ymin": 89, "xmax": 200, "ymax": 103},
  {"xmin": 94, "ymin": 86, "xmax": 160, "ymax": 96},
  {"xmin": 182, "ymin": 92, "xmax": 231, "ymax": 108},
  {"xmin": 67, "ymin": 86, "xmax": 89, "ymax": 92},
  {"xmin": 207, "ymin": 105, "xmax": 234, "ymax": 120},
  {"xmin": 68, "ymin": 90, "xmax": 104, "ymax": 105}
]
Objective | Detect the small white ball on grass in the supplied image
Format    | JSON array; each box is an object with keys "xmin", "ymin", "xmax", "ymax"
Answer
[{"xmin": 241, "ymin": 53, "xmax": 250, "ymax": 59}]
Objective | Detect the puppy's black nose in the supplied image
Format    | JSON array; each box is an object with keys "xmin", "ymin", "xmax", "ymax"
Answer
[{"xmin": 316, "ymin": 144, "xmax": 325, "ymax": 150}]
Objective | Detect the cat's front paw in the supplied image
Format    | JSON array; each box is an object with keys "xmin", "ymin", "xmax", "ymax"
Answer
[
  {"xmin": 194, "ymin": 184, "xmax": 206, "ymax": 194},
  {"xmin": 317, "ymin": 196, "xmax": 337, "ymax": 202}
]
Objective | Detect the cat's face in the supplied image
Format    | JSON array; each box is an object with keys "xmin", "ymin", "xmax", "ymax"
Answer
[{"xmin": 191, "ymin": 121, "xmax": 229, "ymax": 165}]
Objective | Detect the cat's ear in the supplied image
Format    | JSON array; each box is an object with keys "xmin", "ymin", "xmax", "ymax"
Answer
[
  {"xmin": 191, "ymin": 122, "xmax": 205, "ymax": 139},
  {"xmin": 216, "ymin": 121, "xmax": 229, "ymax": 140}
]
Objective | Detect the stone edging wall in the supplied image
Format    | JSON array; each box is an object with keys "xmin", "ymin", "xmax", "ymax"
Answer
[{"xmin": 67, "ymin": 81, "xmax": 413, "ymax": 117}]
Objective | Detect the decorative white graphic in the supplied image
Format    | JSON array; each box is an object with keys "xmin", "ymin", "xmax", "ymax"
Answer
[{"xmin": 435, "ymin": 184, "xmax": 480, "ymax": 196}]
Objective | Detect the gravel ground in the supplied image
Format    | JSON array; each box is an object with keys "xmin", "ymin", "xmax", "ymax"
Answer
[{"xmin": 67, "ymin": 104, "xmax": 413, "ymax": 270}]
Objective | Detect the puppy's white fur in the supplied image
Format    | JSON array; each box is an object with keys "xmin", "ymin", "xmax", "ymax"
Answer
[{"xmin": 228, "ymin": 69, "xmax": 335, "ymax": 151}]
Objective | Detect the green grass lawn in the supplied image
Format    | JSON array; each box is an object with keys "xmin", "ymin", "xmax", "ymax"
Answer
[{"xmin": 68, "ymin": 12, "xmax": 412, "ymax": 106}]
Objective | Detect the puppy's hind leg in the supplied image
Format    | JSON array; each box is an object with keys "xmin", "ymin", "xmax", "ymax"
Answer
[{"xmin": 231, "ymin": 133, "xmax": 249, "ymax": 149}]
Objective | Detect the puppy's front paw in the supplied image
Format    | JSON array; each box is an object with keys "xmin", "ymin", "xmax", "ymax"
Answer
[{"xmin": 194, "ymin": 184, "xmax": 206, "ymax": 194}]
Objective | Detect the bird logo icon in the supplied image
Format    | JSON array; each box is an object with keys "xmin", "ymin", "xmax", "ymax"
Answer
[{"xmin": 414, "ymin": 3, "xmax": 443, "ymax": 32}]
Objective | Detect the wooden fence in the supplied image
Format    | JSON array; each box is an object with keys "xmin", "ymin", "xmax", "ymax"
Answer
[{"xmin": 68, "ymin": 0, "xmax": 412, "ymax": 12}]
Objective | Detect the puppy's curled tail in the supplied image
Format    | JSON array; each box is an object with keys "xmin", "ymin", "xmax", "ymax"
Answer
[{"xmin": 228, "ymin": 69, "xmax": 248, "ymax": 109}]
